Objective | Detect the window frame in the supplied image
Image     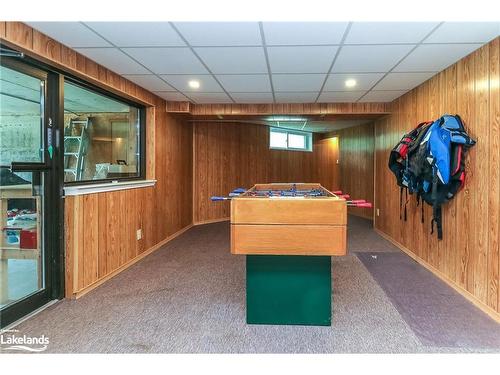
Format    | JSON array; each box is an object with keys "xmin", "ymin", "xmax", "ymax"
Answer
[
  {"xmin": 1, "ymin": 47, "xmax": 148, "ymax": 187},
  {"xmin": 269, "ymin": 127, "xmax": 313, "ymax": 152},
  {"xmin": 62, "ymin": 77, "xmax": 147, "ymax": 186}
]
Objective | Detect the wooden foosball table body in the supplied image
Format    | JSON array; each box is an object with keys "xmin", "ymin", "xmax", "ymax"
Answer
[
  {"xmin": 231, "ymin": 183, "xmax": 347, "ymax": 256},
  {"xmin": 230, "ymin": 183, "xmax": 347, "ymax": 326}
]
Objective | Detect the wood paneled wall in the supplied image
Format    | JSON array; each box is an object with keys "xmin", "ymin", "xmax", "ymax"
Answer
[
  {"xmin": 1, "ymin": 22, "xmax": 193, "ymax": 298},
  {"xmin": 315, "ymin": 137, "xmax": 341, "ymax": 193},
  {"xmin": 336, "ymin": 123, "xmax": 375, "ymax": 220},
  {"xmin": 374, "ymin": 37, "xmax": 499, "ymax": 319},
  {"xmin": 64, "ymin": 103, "xmax": 192, "ymax": 298},
  {"xmin": 193, "ymin": 122, "xmax": 340, "ymax": 223}
]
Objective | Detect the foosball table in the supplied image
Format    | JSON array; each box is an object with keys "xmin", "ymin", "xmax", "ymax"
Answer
[{"xmin": 213, "ymin": 183, "xmax": 371, "ymax": 326}]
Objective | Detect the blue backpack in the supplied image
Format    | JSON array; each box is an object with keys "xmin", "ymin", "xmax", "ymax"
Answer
[{"xmin": 389, "ymin": 114, "xmax": 476, "ymax": 239}]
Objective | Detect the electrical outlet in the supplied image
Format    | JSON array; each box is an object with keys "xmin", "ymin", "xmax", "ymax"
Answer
[
  {"xmin": 376, "ymin": 208, "xmax": 380, "ymax": 217},
  {"xmin": 336, "ymin": 159, "xmax": 339, "ymax": 164},
  {"xmin": 136, "ymin": 229, "xmax": 142, "ymax": 240}
]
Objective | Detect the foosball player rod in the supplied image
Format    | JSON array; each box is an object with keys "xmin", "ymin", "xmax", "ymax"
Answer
[
  {"xmin": 211, "ymin": 187, "xmax": 248, "ymax": 201},
  {"xmin": 211, "ymin": 196, "xmax": 231, "ymax": 201}
]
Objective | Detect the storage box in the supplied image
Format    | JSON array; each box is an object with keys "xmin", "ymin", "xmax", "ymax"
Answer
[{"xmin": 20, "ymin": 229, "xmax": 37, "ymax": 249}]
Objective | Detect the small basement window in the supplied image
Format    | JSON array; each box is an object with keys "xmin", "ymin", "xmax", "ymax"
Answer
[
  {"xmin": 63, "ymin": 80, "xmax": 144, "ymax": 184},
  {"xmin": 269, "ymin": 128, "xmax": 312, "ymax": 152}
]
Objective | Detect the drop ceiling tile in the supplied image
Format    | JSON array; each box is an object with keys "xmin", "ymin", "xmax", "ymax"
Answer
[
  {"xmin": 306, "ymin": 123, "xmax": 337, "ymax": 133},
  {"xmin": 333, "ymin": 45, "xmax": 415, "ymax": 73},
  {"xmin": 308, "ymin": 119, "xmax": 371, "ymax": 132},
  {"xmin": 274, "ymin": 92, "xmax": 318, "ymax": 103},
  {"xmin": 75, "ymin": 48, "xmax": 149, "ymax": 74},
  {"xmin": 216, "ymin": 74, "xmax": 271, "ymax": 92},
  {"xmin": 318, "ymin": 91, "xmax": 365, "ymax": 102},
  {"xmin": 345, "ymin": 22, "xmax": 439, "ymax": 44},
  {"xmin": 123, "ymin": 75, "xmax": 176, "ymax": 91},
  {"xmin": 160, "ymin": 74, "xmax": 223, "ymax": 92},
  {"xmin": 304, "ymin": 125, "xmax": 329, "ymax": 133},
  {"xmin": 394, "ymin": 44, "xmax": 482, "ymax": 72},
  {"xmin": 187, "ymin": 92, "xmax": 233, "ymax": 104},
  {"xmin": 272, "ymin": 74, "xmax": 326, "ymax": 92},
  {"xmin": 194, "ymin": 47, "xmax": 267, "ymax": 74},
  {"xmin": 263, "ymin": 22, "xmax": 348, "ymax": 45},
  {"xmin": 267, "ymin": 46, "xmax": 338, "ymax": 73},
  {"xmin": 122, "ymin": 47, "xmax": 208, "ymax": 74},
  {"xmin": 27, "ymin": 22, "xmax": 111, "ymax": 47},
  {"xmin": 229, "ymin": 92, "xmax": 274, "ymax": 103},
  {"xmin": 274, "ymin": 123, "xmax": 307, "ymax": 131},
  {"xmin": 374, "ymin": 72, "xmax": 436, "ymax": 90},
  {"xmin": 85, "ymin": 22, "xmax": 185, "ymax": 47},
  {"xmin": 424, "ymin": 22, "xmax": 500, "ymax": 43},
  {"xmin": 153, "ymin": 91, "xmax": 190, "ymax": 101},
  {"xmin": 174, "ymin": 22, "xmax": 261, "ymax": 46},
  {"xmin": 358, "ymin": 90, "xmax": 408, "ymax": 102},
  {"xmin": 324, "ymin": 73, "xmax": 384, "ymax": 91}
]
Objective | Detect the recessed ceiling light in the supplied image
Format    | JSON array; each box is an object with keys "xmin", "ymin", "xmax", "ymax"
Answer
[
  {"xmin": 188, "ymin": 80, "xmax": 200, "ymax": 89},
  {"xmin": 345, "ymin": 79, "xmax": 357, "ymax": 88}
]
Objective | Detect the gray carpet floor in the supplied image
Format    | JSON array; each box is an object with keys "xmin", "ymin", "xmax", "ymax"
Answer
[
  {"xmin": 3, "ymin": 216, "xmax": 499, "ymax": 353},
  {"xmin": 357, "ymin": 252, "xmax": 500, "ymax": 348}
]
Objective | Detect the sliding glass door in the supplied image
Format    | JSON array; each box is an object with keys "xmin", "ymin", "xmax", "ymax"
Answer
[{"xmin": 0, "ymin": 57, "xmax": 61, "ymax": 328}]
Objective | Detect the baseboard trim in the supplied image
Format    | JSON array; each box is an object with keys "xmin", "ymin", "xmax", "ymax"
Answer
[
  {"xmin": 374, "ymin": 228, "xmax": 500, "ymax": 323},
  {"xmin": 72, "ymin": 224, "xmax": 194, "ymax": 300},
  {"xmin": 193, "ymin": 217, "xmax": 229, "ymax": 226}
]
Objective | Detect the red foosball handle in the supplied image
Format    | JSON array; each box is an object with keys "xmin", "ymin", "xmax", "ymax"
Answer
[{"xmin": 350, "ymin": 202, "xmax": 373, "ymax": 208}]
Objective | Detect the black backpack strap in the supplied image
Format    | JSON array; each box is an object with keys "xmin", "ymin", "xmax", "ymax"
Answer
[
  {"xmin": 404, "ymin": 188, "xmax": 408, "ymax": 221},
  {"xmin": 399, "ymin": 186, "xmax": 403, "ymax": 220},
  {"xmin": 430, "ymin": 164, "xmax": 443, "ymax": 240},
  {"xmin": 431, "ymin": 206, "xmax": 443, "ymax": 240},
  {"xmin": 436, "ymin": 206, "xmax": 443, "ymax": 239}
]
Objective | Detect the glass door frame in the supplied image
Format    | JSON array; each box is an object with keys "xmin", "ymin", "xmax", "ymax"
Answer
[{"xmin": 0, "ymin": 53, "xmax": 64, "ymax": 328}]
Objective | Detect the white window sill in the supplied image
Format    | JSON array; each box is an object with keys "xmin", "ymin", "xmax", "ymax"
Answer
[{"xmin": 64, "ymin": 179, "xmax": 156, "ymax": 196}]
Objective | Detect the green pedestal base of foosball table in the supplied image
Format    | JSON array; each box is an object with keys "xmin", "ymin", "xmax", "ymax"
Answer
[{"xmin": 246, "ymin": 255, "xmax": 332, "ymax": 326}]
